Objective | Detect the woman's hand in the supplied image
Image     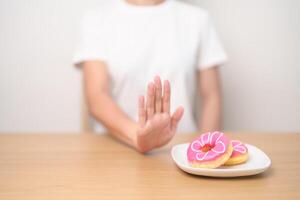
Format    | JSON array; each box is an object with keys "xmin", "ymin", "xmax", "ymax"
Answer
[{"xmin": 135, "ymin": 76, "xmax": 184, "ymax": 153}]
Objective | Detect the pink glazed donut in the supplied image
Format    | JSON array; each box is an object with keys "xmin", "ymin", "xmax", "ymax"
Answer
[
  {"xmin": 187, "ymin": 131, "xmax": 233, "ymax": 168},
  {"xmin": 224, "ymin": 140, "xmax": 248, "ymax": 166}
]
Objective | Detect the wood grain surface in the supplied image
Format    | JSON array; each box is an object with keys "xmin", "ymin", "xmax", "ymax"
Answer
[{"xmin": 0, "ymin": 132, "xmax": 299, "ymax": 200}]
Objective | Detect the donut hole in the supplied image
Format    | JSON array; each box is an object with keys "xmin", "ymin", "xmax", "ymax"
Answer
[{"xmin": 201, "ymin": 144, "xmax": 214, "ymax": 152}]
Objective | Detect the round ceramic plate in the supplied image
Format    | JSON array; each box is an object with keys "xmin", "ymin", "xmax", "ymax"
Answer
[{"xmin": 171, "ymin": 143, "xmax": 271, "ymax": 177}]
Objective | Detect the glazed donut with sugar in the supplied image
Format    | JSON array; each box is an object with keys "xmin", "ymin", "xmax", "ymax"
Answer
[
  {"xmin": 187, "ymin": 131, "xmax": 233, "ymax": 169},
  {"xmin": 224, "ymin": 140, "xmax": 248, "ymax": 166}
]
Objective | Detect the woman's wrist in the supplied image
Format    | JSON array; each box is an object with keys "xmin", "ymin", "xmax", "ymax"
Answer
[
  {"xmin": 124, "ymin": 121, "xmax": 140, "ymax": 149},
  {"xmin": 126, "ymin": 121, "xmax": 151, "ymax": 153}
]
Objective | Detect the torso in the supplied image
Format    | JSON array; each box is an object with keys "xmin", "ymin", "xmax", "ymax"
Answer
[{"xmin": 88, "ymin": 0, "xmax": 209, "ymax": 133}]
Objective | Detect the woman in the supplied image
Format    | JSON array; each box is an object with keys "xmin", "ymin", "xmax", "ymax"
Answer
[{"xmin": 73, "ymin": 0, "xmax": 227, "ymax": 152}]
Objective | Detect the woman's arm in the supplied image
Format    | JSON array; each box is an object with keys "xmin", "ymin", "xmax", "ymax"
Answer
[
  {"xmin": 83, "ymin": 61, "xmax": 184, "ymax": 153},
  {"xmin": 198, "ymin": 67, "xmax": 222, "ymax": 132},
  {"xmin": 83, "ymin": 61, "xmax": 138, "ymax": 146}
]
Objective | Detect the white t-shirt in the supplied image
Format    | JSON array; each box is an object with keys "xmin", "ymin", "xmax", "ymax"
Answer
[{"xmin": 73, "ymin": 0, "xmax": 227, "ymax": 133}]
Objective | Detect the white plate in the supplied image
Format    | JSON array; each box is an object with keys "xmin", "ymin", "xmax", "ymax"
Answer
[{"xmin": 171, "ymin": 143, "xmax": 271, "ymax": 177}]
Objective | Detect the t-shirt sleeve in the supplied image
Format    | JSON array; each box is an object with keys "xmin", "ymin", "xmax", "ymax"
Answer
[
  {"xmin": 197, "ymin": 13, "xmax": 227, "ymax": 70},
  {"xmin": 73, "ymin": 11, "xmax": 107, "ymax": 67}
]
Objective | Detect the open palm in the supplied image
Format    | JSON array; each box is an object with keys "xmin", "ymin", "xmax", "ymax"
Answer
[{"xmin": 136, "ymin": 76, "xmax": 184, "ymax": 153}]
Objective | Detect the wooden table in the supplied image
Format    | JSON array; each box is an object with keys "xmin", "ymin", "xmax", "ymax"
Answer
[{"xmin": 0, "ymin": 133, "xmax": 299, "ymax": 200}]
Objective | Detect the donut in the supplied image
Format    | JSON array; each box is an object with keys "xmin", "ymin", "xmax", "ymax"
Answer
[
  {"xmin": 187, "ymin": 131, "xmax": 233, "ymax": 169},
  {"xmin": 224, "ymin": 140, "xmax": 248, "ymax": 166}
]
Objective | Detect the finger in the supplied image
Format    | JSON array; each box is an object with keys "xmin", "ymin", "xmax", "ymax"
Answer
[
  {"xmin": 138, "ymin": 95, "xmax": 146, "ymax": 126},
  {"xmin": 146, "ymin": 82, "xmax": 155, "ymax": 119},
  {"xmin": 154, "ymin": 76, "xmax": 162, "ymax": 113},
  {"xmin": 162, "ymin": 80, "xmax": 171, "ymax": 114},
  {"xmin": 171, "ymin": 106, "xmax": 184, "ymax": 131}
]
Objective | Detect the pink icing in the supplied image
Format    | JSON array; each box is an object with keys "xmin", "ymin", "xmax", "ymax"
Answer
[
  {"xmin": 230, "ymin": 140, "xmax": 248, "ymax": 157},
  {"xmin": 187, "ymin": 131, "xmax": 230, "ymax": 163}
]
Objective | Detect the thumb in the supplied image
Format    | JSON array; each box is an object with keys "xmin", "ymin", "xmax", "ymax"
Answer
[{"xmin": 171, "ymin": 106, "xmax": 184, "ymax": 131}]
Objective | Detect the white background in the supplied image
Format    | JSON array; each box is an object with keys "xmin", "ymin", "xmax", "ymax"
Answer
[{"xmin": 0, "ymin": 0, "xmax": 299, "ymax": 133}]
